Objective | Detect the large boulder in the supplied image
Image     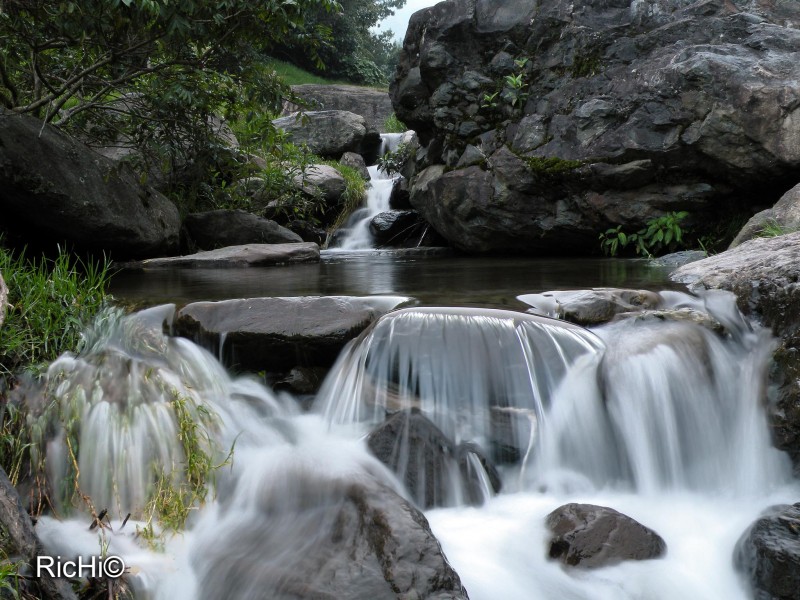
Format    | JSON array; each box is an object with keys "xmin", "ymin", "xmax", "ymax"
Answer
[
  {"xmin": 734, "ymin": 502, "xmax": 800, "ymax": 600},
  {"xmin": 174, "ymin": 296, "xmax": 409, "ymax": 372},
  {"xmin": 366, "ymin": 410, "xmax": 501, "ymax": 508},
  {"xmin": 0, "ymin": 112, "xmax": 180, "ymax": 258},
  {"xmin": 191, "ymin": 472, "xmax": 469, "ymax": 600},
  {"xmin": 184, "ymin": 210, "xmax": 302, "ymax": 250},
  {"xmin": 288, "ymin": 84, "xmax": 393, "ymax": 138},
  {"xmin": 546, "ymin": 503, "xmax": 667, "ymax": 568},
  {"xmin": 730, "ymin": 182, "xmax": 800, "ymax": 248},
  {"xmin": 672, "ymin": 233, "xmax": 800, "ymax": 469},
  {"xmin": 391, "ymin": 0, "xmax": 800, "ymax": 253},
  {"xmin": 369, "ymin": 210, "xmax": 420, "ymax": 246},
  {"xmin": 272, "ymin": 111, "xmax": 369, "ymax": 159},
  {"xmin": 293, "ymin": 164, "xmax": 347, "ymax": 202}
]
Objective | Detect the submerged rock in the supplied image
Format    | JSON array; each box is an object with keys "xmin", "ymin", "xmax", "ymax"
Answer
[
  {"xmin": 734, "ymin": 502, "xmax": 800, "ymax": 600},
  {"xmin": 175, "ymin": 296, "xmax": 409, "ymax": 372},
  {"xmin": 184, "ymin": 210, "xmax": 302, "ymax": 250},
  {"xmin": 131, "ymin": 243, "xmax": 319, "ymax": 269},
  {"xmin": 0, "ymin": 112, "xmax": 180, "ymax": 258},
  {"xmin": 366, "ymin": 410, "xmax": 501, "ymax": 508},
  {"xmin": 520, "ymin": 289, "xmax": 663, "ymax": 325},
  {"xmin": 192, "ymin": 473, "xmax": 470, "ymax": 600},
  {"xmin": 546, "ymin": 503, "xmax": 666, "ymax": 568}
]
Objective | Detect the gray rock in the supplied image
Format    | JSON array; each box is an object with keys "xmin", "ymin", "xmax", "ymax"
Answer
[
  {"xmin": 519, "ymin": 289, "xmax": 663, "ymax": 326},
  {"xmin": 184, "ymin": 210, "xmax": 302, "ymax": 250},
  {"xmin": 174, "ymin": 296, "xmax": 407, "ymax": 372},
  {"xmin": 287, "ymin": 84, "xmax": 393, "ymax": 137},
  {"xmin": 735, "ymin": 503, "xmax": 800, "ymax": 600},
  {"xmin": 294, "ymin": 164, "xmax": 347, "ymax": 202},
  {"xmin": 391, "ymin": 0, "xmax": 800, "ymax": 254},
  {"xmin": 389, "ymin": 178, "xmax": 412, "ymax": 210},
  {"xmin": 0, "ymin": 112, "xmax": 180, "ymax": 258},
  {"xmin": 730, "ymin": 182, "xmax": 800, "ymax": 248},
  {"xmin": 672, "ymin": 233, "xmax": 800, "ymax": 469},
  {"xmin": 340, "ymin": 152, "xmax": 371, "ymax": 181},
  {"xmin": 546, "ymin": 503, "xmax": 667, "ymax": 568},
  {"xmin": 272, "ymin": 111, "xmax": 368, "ymax": 158},
  {"xmin": 133, "ymin": 243, "xmax": 320, "ymax": 269},
  {"xmin": 367, "ymin": 410, "xmax": 501, "ymax": 508},
  {"xmin": 192, "ymin": 474, "xmax": 469, "ymax": 600},
  {"xmin": 649, "ymin": 250, "xmax": 708, "ymax": 268},
  {"xmin": 369, "ymin": 210, "xmax": 419, "ymax": 246}
]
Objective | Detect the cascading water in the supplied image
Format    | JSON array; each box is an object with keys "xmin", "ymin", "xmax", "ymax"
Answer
[
  {"xmin": 330, "ymin": 133, "xmax": 403, "ymax": 250},
  {"xmin": 28, "ymin": 289, "xmax": 799, "ymax": 600}
]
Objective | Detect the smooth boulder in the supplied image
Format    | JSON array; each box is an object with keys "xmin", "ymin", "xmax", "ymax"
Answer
[
  {"xmin": 520, "ymin": 289, "xmax": 663, "ymax": 326},
  {"xmin": 735, "ymin": 503, "xmax": 800, "ymax": 600},
  {"xmin": 288, "ymin": 84, "xmax": 393, "ymax": 137},
  {"xmin": 184, "ymin": 210, "xmax": 302, "ymax": 250},
  {"xmin": 175, "ymin": 296, "xmax": 409, "ymax": 372},
  {"xmin": 0, "ymin": 112, "xmax": 180, "ymax": 258},
  {"xmin": 272, "ymin": 111, "xmax": 368, "ymax": 159},
  {"xmin": 131, "ymin": 243, "xmax": 319, "ymax": 269},
  {"xmin": 546, "ymin": 503, "xmax": 666, "ymax": 568},
  {"xmin": 369, "ymin": 210, "xmax": 419, "ymax": 246}
]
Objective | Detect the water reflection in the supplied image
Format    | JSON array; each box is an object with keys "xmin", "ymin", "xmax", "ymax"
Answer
[{"xmin": 110, "ymin": 251, "xmax": 683, "ymax": 307}]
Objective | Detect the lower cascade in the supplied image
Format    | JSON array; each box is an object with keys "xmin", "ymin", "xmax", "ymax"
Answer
[{"xmin": 27, "ymin": 290, "xmax": 799, "ymax": 599}]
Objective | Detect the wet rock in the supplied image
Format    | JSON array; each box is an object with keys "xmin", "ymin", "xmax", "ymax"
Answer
[
  {"xmin": 391, "ymin": 0, "xmax": 800, "ymax": 253},
  {"xmin": 730, "ymin": 182, "xmax": 800, "ymax": 248},
  {"xmin": 546, "ymin": 503, "xmax": 666, "ymax": 568},
  {"xmin": 649, "ymin": 250, "xmax": 708, "ymax": 269},
  {"xmin": 520, "ymin": 289, "xmax": 663, "ymax": 326},
  {"xmin": 184, "ymin": 210, "xmax": 302, "ymax": 250},
  {"xmin": 613, "ymin": 308, "xmax": 725, "ymax": 335},
  {"xmin": 369, "ymin": 210, "xmax": 419, "ymax": 246},
  {"xmin": 734, "ymin": 502, "xmax": 800, "ymax": 600},
  {"xmin": 673, "ymin": 233, "xmax": 800, "ymax": 469},
  {"xmin": 489, "ymin": 406, "xmax": 536, "ymax": 465},
  {"xmin": 175, "ymin": 296, "xmax": 408, "ymax": 372},
  {"xmin": 273, "ymin": 366, "xmax": 328, "ymax": 395},
  {"xmin": 389, "ymin": 177, "xmax": 412, "ymax": 210},
  {"xmin": 367, "ymin": 410, "xmax": 500, "ymax": 508},
  {"xmin": 272, "ymin": 111, "xmax": 368, "ymax": 159},
  {"xmin": 0, "ymin": 112, "xmax": 180, "ymax": 259},
  {"xmin": 192, "ymin": 472, "xmax": 469, "ymax": 600},
  {"xmin": 129, "ymin": 243, "xmax": 319, "ymax": 269}
]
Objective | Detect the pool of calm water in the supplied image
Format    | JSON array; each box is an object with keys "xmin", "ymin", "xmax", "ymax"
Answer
[{"xmin": 110, "ymin": 250, "xmax": 685, "ymax": 308}]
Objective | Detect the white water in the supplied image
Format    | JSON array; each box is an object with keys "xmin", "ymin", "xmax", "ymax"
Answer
[
  {"xmin": 330, "ymin": 133, "xmax": 403, "ymax": 250},
  {"xmin": 31, "ymin": 290, "xmax": 799, "ymax": 600}
]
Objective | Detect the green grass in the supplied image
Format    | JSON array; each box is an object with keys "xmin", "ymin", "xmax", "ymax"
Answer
[
  {"xmin": 0, "ymin": 245, "xmax": 111, "ymax": 377},
  {"xmin": 383, "ymin": 113, "xmax": 407, "ymax": 134},
  {"xmin": 324, "ymin": 161, "xmax": 368, "ymax": 235},
  {"xmin": 265, "ymin": 59, "xmax": 350, "ymax": 86}
]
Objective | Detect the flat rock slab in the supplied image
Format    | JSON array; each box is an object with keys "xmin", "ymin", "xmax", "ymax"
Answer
[
  {"xmin": 546, "ymin": 503, "xmax": 667, "ymax": 568},
  {"xmin": 175, "ymin": 296, "xmax": 411, "ymax": 372},
  {"xmin": 129, "ymin": 243, "xmax": 320, "ymax": 269}
]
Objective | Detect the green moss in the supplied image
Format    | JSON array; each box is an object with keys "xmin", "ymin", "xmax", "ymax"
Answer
[
  {"xmin": 524, "ymin": 156, "xmax": 583, "ymax": 174},
  {"xmin": 570, "ymin": 52, "xmax": 602, "ymax": 78}
]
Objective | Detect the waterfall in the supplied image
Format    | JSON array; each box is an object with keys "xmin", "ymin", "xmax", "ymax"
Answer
[
  {"xmin": 330, "ymin": 133, "xmax": 404, "ymax": 250},
  {"xmin": 27, "ymin": 289, "xmax": 799, "ymax": 600}
]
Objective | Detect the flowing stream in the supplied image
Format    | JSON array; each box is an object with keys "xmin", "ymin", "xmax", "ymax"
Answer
[
  {"xmin": 30, "ymin": 286, "xmax": 798, "ymax": 599},
  {"xmin": 329, "ymin": 133, "xmax": 403, "ymax": 251}
]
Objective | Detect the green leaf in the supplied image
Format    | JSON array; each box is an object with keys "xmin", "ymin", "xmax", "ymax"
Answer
[
  {"xmin": 664, "ymin": 229, "xmax": 673, "ymax": 245},
  {"xmin": 618, "ymin": 231, "xmax": 628, "ymax": 245}
]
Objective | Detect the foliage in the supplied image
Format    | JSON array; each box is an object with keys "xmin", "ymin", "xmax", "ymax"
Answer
[
  {"xmin": 0, "ymin": 245, "xmax": 111, "ymax": 377},
  {"xmin": 274, "ymin": 0, "xmax": 405, "ymax": 86},
  {"xmin": 383, "ymin": 113, "xmax": 407, "ymax": 134},
  {"xmin": 525, "ymin": 155, "xmax": 583, "ymax": 174},
  {"xmin": 599, "ymin": 211, "xmax": 690, "ymax": 258},
  {"xmin": 264, "ymin": 59, "xmax": 348, "ymax": 86},
  {"xmin": 377, "ymin": 142, "xmax": 413, "ymax": 176},
  {"xmin": 756, "ymin": 219, "xmax": 800, "ymax": 238},
  {"xmin": 325, "ymin": 162, "xmax": 368, "ymax": 233},
  {"xmin": 0, "ymin": 0, "xmax": 338, "ymax": 210},
  {"xmin": 482, "ymin": 57, "xmax": 530, "ymax": 115}
]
